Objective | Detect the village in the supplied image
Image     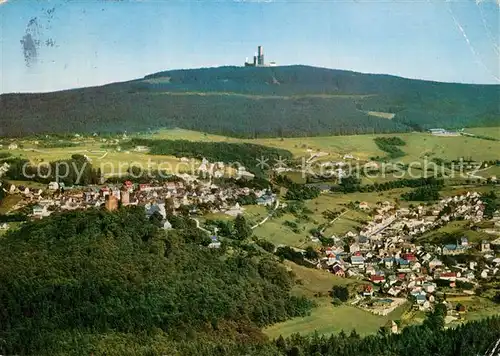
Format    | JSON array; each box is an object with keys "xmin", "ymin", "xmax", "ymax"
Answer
[
  {"xmin": 312, "ymin": 191, "xmax": 500, "ymax": 324},
  {"xmin": 1, "ymin": 173, "xmax": 276, "ymax": 221}
]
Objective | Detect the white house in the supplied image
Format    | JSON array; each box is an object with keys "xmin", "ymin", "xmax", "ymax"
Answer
[
  {"xmin": 32, "ymin": 205, "xmax": 51, "ymax": 218},
  {"xmin": 481, "ymin": 240, "xmax": 491, "ymax": 252},
  {"xmin": 48, "ymin": 182, "xmax": 60, "ymax": 190},
  {"xmin": 208, "ymin": 236, "xmax": 221, "ymax": 249}
]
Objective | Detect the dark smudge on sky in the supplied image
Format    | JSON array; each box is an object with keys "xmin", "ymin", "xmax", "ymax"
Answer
[
  {"xmin": 20, "ymin": 33, "xmax": 39, "ymax": 67},
  {"xmin": 20, "ymin": 7, "xmax": 58, "ymax": 67}
]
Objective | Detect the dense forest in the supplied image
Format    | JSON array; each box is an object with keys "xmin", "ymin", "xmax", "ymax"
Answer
[
  {"xmin": 0, "ymin": 207, "xmax": 313, "ymax": 354},
  {"xmin": 125, "ymin": 138, "xmax": 293, "ymax": 175},
  {"xmin": 330, "ymin": 176, "xmax": 445, "ymax": 194},
  {"xmin": 0, "ymin": 208, "xmax": 499, "ymax": 355},
  {"xmin": 1, "ymin": 66, "xmax": 498, "ymax": 138}
]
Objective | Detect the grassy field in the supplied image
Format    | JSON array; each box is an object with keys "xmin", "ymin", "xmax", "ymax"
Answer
[
  {"xmin": 252, "ymin": 193, "xmax": 369, "ymax": 248},
  {"xmin": 251, "ymin": 184, "xmax": 464, "ymax": 248},
  {"xmin": 2, "ymin": 128, "xmax": 499, "ymax": 179},
  {"xmin": 444, "ymin": 296, "xmax": 500, "ymax": 325},
  {"xmin": 266, "ymin": 249, "xmax": 410, "ymax": 339},
  {"xmin": 264, "ymin": 301, "xmax": 409, "ymax": 339},
  {"xmin": 264, "ymin": 304, "xmax": 382, "ymax": 338},
  {"xmin": 418, "ymin": 220, "xmax": 496, "ymax": 244},
  {"xmin": 286, "ymin": 261, "xmax": 358, "ymax": 295},
  {"xmin": 476, "ymin": 165, "xmax": 500, "ymax": 180},
  {"xmin": 265, "ymin": 262, "xmax": 412, "ymax": 338},
  {"xmin": 3, "ymin": 144, "xmax": 198, "ymax": 177},
  {"xmin": 264, "ymin": 261, "xmax": 397, "ymax": 338},
  {"xmin": 366, "ymin": 111, "xmax": 395, "ymax": 119},
  {"xmin": 464, "ymin": 127, "xmax": 500, "ymax": 140},
  {"xmin": 399, "ymin": 308, "xmax": 427, "ymax": 327},
  {"xmin": 0, "ymin": 195, "xmax": 22, "ymax": 214},
  {"xmin": 463, "ymin": 298, "xmax": 500, "ymax": 320},
  {"xmin": 440, "ymin": 184, "xmax": 500, "ymax": 197},
  {"xmin": 305, "ymin": 194, "xmax": 371, "ymax": 236},
  {"xmin": 252, "ymin": 216, "xmax": 310, "ymax": 247},
  {"xmin": 135, "ymin": 128, "xmax": 500, "ymax": 163}
]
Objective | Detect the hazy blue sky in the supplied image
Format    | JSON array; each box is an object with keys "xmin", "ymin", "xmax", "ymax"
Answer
[{"xmin": 1, "ymin": 0, "xmax": 499, "ymax": 93}]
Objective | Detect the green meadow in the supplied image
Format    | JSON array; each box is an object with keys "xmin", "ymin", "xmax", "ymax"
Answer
[{"xmin": 2, "ymin": 128, "xmax": 499, "ymax": 178}]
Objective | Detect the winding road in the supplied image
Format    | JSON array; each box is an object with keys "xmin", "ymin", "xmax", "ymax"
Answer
[
  {"xmin": 251, "ymin": 198, "xmax": 280, "ymax": 230},
  {"xmin": 191, "ymin": 217, "xmax": 211, "ymax": 234}
]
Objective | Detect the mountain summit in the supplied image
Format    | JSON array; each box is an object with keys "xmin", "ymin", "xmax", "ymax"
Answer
[{"xmin": 1, "ymin": 65, "xmax": 498, "ymax": 137}]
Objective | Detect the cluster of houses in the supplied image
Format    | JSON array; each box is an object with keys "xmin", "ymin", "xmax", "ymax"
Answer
[
  {"xmin": 356, "ymin": 192, "xmax": 486, "ymax": 242},
  {"xmin": 315, "ymin": 193, "xmax": 499, "ymax": 312},
  {"xmin": 2, "ymin": 173, "xmax": 277, "ymax": 223}
]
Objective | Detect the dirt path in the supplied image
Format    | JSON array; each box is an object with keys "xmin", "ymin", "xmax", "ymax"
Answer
[{"xmin": 251, "ymin": 198, "xmax": 280, "ymax": 230}]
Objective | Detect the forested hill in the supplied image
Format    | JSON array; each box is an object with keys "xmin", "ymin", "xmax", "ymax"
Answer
[
  {"xmin": 1, "ymin": 207, "xmax": 499, "ymax": 355},
  {"xmin": 1, "ymin": 65, "xmax": 498, "ymax": 137},
  {"xmin": 0, "ymin": 207, "xmax": 313, "ymax": 354}
]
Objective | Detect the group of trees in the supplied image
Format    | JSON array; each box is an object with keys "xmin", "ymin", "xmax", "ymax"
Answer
[
  {"xmin": 0, "ymin": 181, "xmax": 5, "ymax": 206},
  {"xmin": 3, "ymin": 154, "xmax": 101, "ymax": 186},
  {"xmin": 254, "ymin": 237, "xmax": 276, "ymax": 253},
  {"xmin": 234, "ymin": 214, "xmax": 253, "ymax": 240},
  {"xmin": 331, "ymin": 285, "xmax": 350, "ymax": 304},
  {"xmin": 401, "ymin": 185, "xmax": 441, "ymax": 201},
  {"xmin": 201, "ymin": 215, "xmax": 253, "ymax": 241},
  {"xmin": 38, "ymin": 141, "xmax": 78, "ymax": 148},
  {"xmin": 482, "ymin": 191, "xmax": 499, "ymax": 219},
  {"xmin": 333, "ymin": 175, "xmax": 362, "ymax": 193},
  {"xmin": 0, "ymin": 213, "xmax": 27, "ymax": 222},
  {"xmin": 217, "ymin": 176, "xmax": 273, "ymax": 190},
  {"xmin": 276, "ymin": 174, "xmax": 321, "ymax": 201},
  {"xmin": 322, "ymin": 209, "xmax": 345, "ymax": 221},
  {"xmin": 331, "ymin": 176, "xmax": 444, "ymax": 194},
  {"xmin": 285, "ymin": 184, "xmax": 321, "ymax": 201},
  {"xmin": 282, "ymin": 185, "xmax": 318, "ymax": 203},
  {"xmin": 373, "ymin": 136, "xmax": 406, "ymax": 159},
  {"xmin": 237, "ymin": 192, "xmax": 258, "ymax": 205},
  {"xmin": 275, "ymin": 246, "xmax": 314, "ymax": 267}
]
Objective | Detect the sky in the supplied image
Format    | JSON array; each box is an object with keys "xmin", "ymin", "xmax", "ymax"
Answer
[{"xmin": 0, "ymin": 0, "xmax": 499, "ymax": 93}]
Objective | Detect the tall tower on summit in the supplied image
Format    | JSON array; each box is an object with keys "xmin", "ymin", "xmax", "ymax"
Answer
[
  {"xmin": 245, "ymin": 45, "xmax": 274, "ymax": 67},
  {"xmin": 257, "ymin": 46, "xmax": 264, "ymax": 65}
]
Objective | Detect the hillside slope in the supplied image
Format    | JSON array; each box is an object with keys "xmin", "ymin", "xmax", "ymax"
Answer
[{"xmin": 1, "ymin": 65, "xmax": 498, "ymax": 137}]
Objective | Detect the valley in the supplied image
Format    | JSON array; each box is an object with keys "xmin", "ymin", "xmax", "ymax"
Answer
[{"xmin": 1, "ymin": 126, "xmax": 499, "ymax": 347}]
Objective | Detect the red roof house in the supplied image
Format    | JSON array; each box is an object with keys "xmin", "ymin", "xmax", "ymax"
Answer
[{"xmin": 371, "ymin": 275, "xmax": 386, "ymax": 284}]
